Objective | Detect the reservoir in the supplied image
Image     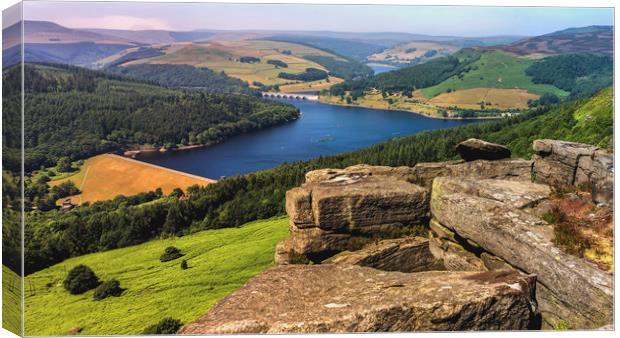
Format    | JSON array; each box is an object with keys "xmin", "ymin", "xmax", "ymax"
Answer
[{"xmin": 138, "ymin": 100, "xmax": 477, "ymax": 178}]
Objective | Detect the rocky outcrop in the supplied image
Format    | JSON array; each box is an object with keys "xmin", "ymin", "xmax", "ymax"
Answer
[
  {"xmin": 179, "ymin": 265, "xmax": 540, "ymax": 333},
  {"xmin": 456, "ymin": 138, "xmax": 511, "ymax": 161},
  {"xmin": 430, "ymin": 177, "xmax": 613, "ymax": 329},
  {"xmin": 285, "ymin": 170, "xmax": 428, "ymax": 261},
  {"xmin": 186, "ymin": 138, "xmax": 612, "ymax": 333},
  {"xmin": 324, "ymin": 237, "xmax": 444, "ymax": 272},
  {"xmin": 533, "ymin": 139, "xmax": 613, "ymax": 204}
]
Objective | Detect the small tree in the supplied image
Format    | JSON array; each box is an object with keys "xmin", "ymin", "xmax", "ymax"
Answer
[
  {"xmin": 160, "ymin": 246, "xmax": 184, "ymax": 262},
  {"xmin": 143, "ymin": 318, "xmax": 183, "ymax": 334},
  {"xmin": 56, "ymin": 157, "xmax": 73, "ymax": 173},
  {"xmin": 93, "ymin": 279, "xmax": 124, "ymax": 300},
  {"xmin": 64, "ymin": 265, "xmax": 100, "ymax": 294},
  {"xmin": 180, "ymin": 260, "xmax": 188, "ymax": 270}
]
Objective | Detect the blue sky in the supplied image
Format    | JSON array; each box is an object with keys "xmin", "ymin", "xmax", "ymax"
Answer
[{"xmin": 22, "ymin": 1, "xmax": 614, "ymax": 37}]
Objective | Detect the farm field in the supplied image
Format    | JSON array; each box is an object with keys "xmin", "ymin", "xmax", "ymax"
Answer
[
  {"xmin": 2, "ymin": 265, "xmax": 21, "ymax": 336},
  {"xmin": 279, "ymin": 76, "xmax": 343, "ymax": 92},
  {"xmin": 23, "ymin": 217, "xmax": 289, "ymax": 336},
  {"xmin": 49, "ymin": 154, "xmax": 214, "ymax": 204},
  {"xmin": 420, "ymin": 50, "xmax": 569, "ymax": 98},
  {"xmin": 427, "ymin": 87, "xmax": 539, "ymax": 109},
  {"xmin": 367, "ymin": 41, "xmax": 460, "ymax": 64},
  {"xmin": 126, "ymin": 40, "xmax": 344, "ymax": 86}
]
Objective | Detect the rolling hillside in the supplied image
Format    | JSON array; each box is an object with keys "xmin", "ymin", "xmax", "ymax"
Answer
[
  {"xmin": 324, "ymin": 35, "xmax": 612, "ymax": 117},
  {"xmin": 420, "ymin": 50, "xmax": 569, "ymax": 98},
  {"xmin": 23, "ymin": 217, "xmax": 289, "ymax": 336},
  {"xmin": 496, "ymin": 25, "xmax": 612, "ymax": 56}
]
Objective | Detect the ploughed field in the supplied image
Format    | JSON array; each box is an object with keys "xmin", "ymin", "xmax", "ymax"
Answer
[
  {"xmin": 23, "ymin": 217, "xmax": 289, "ymax": 336},
  {"xmin": 49, "ymin": 154, "xmax": 214, "ymax": 204}
]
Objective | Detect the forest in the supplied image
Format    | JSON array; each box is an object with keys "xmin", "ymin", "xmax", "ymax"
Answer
[
  {"xmin": 108, "ymin": 63, "xmax": 258, "ymax": 95},
  {"xmin": 525, "ymin": 53, "xmax": 613, "ymax": 99},
  {"xmin": 278, "ymin": 67, "xmax": 328, "ymax": 81},
  {"xmin": 2, "ymin": 63, "xmax": 299, "ymax": 172},
  {"xmin": 11, "ymin": 87, "xmax": 612, "ymax": 275}
]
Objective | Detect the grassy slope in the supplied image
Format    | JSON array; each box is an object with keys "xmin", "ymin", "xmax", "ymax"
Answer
[
  {"xmin": 49, "ymin": 154, "xmax": 214, "ymax": 204},
  {"xmin": 130, "ymin": 40, "xmax": 342, "ymax": 86},
  {"xmin": 486, "ymin": 87, "xmax": 613, "ymax": 158},
  {"xmin": 420, "ymin": 51, "xmax": 569, "ymax": 98},
  {"xmin": 2, "ymin": 265, "xmax": 21, "ymax": 336},
  {"xmin": 24, "ymin": 216, "xmax": 289, "ymax": 336}
]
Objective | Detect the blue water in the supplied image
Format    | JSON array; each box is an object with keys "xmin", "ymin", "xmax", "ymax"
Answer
[
  {"xmin": 138, "ymin": 100, "xmax": 477, "ymax": 179},
  {"xmin": 369, "ymin": 64, "xmax": 398, "ymax": 74}
]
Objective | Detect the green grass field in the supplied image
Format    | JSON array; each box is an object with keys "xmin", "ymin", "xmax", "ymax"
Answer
[
  {"xmin": 2, "ymin": 265, "xmax": 21, "ymax": 336},
  {"xmin": 421, "ymin": 51, "xmax": 569, "ymax": 98},
  {"xmin": 23, "ymin": 217, "xmax": 289, "ymax": 336}
]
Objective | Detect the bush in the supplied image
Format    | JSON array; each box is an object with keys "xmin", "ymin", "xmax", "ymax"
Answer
[
  {"xmin": 143, "ymin": 317, "xmax": 183, "ymax": 334},
  {"xmin": 63, "ymin": 265, "xmax": 100, "ymax": 294},
  {"xmin": 93, "ymin": 279, "xmax": 124, "ymax": 300},
  {"xmin": 160, "ymin": 246, "xmax": 184, "ymax": 262},
  {"xmin": 180, "ymin": 260, "xmax": 188, "ymax": 270}
]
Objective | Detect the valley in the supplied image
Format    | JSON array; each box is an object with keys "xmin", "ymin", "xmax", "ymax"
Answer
[{"xmin": 1, "ymin": 8, "xmax": 614, "ymax": 335}]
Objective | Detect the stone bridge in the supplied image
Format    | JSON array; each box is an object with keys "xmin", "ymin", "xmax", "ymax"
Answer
[{"xmin": 261, "ymin": 92, "xmax": 318, "ymax": 101}]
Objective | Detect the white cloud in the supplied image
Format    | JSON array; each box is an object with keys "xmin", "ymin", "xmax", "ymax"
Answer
[{"xmin": 63, "ymin": 16, "xmax": 172, "ymax": 30}]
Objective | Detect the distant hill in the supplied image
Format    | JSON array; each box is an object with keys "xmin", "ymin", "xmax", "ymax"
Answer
[{"xmin": 496, "ymin": 25, "xmax": 613, "ymax": 56}]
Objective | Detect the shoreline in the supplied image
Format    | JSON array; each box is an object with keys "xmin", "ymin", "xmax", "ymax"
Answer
[{"xmin": 317, "ymin": 98, "xmax": 507, "ymax": 121}]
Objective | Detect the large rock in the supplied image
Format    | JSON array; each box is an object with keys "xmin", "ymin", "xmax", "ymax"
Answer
[
  {"xmin": 410, "ymin": 159, "xmax": 533, "ymax": 189},
  {"xmin": 285, "ymin": 170, "xmax": 429, "ymax": 260},
  {"xmin": 324, "ymin": 237, "xmax": 443, "ymax": 272},
  {"xmin": 431, "ymin": 177, "xmax": 613, "ymax": 329},
  {"xmin": 287, "ymin": 175, "xmax": 428, "ymax": 232},
  {"xmin": 179, "ymin": 265, "xmax": 540, "ymax": 333},
  {"xmin": 533, "ymin": 139, "xmax": 613, "ymax": 204},
  {"xmin": 456, "ymin": 138, "xmax": 511, "ymax": 161}
]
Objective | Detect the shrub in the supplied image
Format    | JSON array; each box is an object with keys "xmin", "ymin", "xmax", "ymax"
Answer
[
  {"xmin": 63, "ymin": 265, "xmax": 100, "ymax": 294},
  {"xmin": 143, "ymin": 317, "xmax": 183, "ymax": 334},
  {"xmin": 180, "ymin": 260, "xmax": 188, "ymax": 270},
  {"xmin": 160, "ymin": 246, "xmax": 184, "ymax": 262},
  {"xmin": 93, "ymin": 279, "xmax": 124, "ymax": 300}
]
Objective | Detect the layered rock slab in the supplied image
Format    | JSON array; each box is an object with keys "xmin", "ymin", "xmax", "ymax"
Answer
[
  {"xmin": 285, "ymin": 170, "xmax": 428, "ymax": 261},
  {"xmin": 533, "ymin": 139, "xmax": 614, "ymax": 204},
  {"xmin": 431, "ymin": 177, "xmax": 613, "ymax": 329},
  {"xmin": 179, "ymin": 265, "xmax": 540, "ymax": 333},
  {"xmin": 324, "ymin": 237, "xmax": 444, "ymax": 272}
]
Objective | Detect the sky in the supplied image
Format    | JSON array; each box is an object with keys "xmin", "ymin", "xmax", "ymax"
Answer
[{"xmin": 15, "ymin": 1, "xmax": 615, "ymax": 37}]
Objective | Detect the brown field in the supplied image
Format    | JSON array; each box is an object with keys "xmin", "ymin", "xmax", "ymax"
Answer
[
  {"xmin": 427, "ymin": 87, "xmax": 539, "ymax": 109},
  {"xmin": 50, "ymin": 154, "xmax": 214, "ymax": 204},
  {"xmin": 367, "ymin": 41, "xmax": 459, "ymax": 64}
]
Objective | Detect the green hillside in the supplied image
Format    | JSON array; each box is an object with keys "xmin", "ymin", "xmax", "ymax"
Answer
[
  {"xmin": 420, "ymin": 50, "xmax": 568, "ymax": 98},
  {"xmin": 2, "ymin": 265, "xmax": 21, "ymax": 336},
  {"xmin": 486, "ymin": 87, "xmax": 613, "ymax": 157},
  {"xmin": 23, "ymin": 217, "xmax": 289, "ymax": 336}
]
